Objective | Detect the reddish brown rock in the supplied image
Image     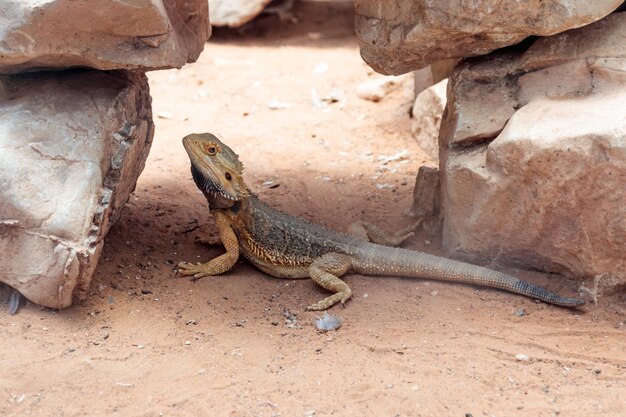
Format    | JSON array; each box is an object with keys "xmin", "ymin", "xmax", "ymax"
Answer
[
  {"xmin": 0, "ymin": 71, "xmax": 153, "ymax": 308},
  {"xmin": 0, "ymin": 0, "xmax": 210, "ymax": 74},
  {"xmin": 440, "ymin": 13, "xmax": 626, "ymax": 280},
  {"xmin": 355, "ymin": 0, "xmax": 623, "ymax": 75}
]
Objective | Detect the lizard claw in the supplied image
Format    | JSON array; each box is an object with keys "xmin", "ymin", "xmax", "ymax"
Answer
[
  {"xmin": 177, "ymin": 261, "xmax": 217, "ymax": 281},
  {"xmin": 177, "ymin": 261, "xmax": 203, "ymax": 275},
  {"xmin": 191, "ymin": 272, "xmax": 214, "ymax": 281}
]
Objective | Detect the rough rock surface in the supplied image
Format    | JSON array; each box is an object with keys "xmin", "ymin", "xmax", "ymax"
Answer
[
  {"xmin": 0, "ymin": 0, "xmax": 210, "ymax": 74},
  {"xmin": 440, "ymin": 13, "xmax": 626, "ymax": 280},
  {"xmin": 209, "ymin": 0, "xmax": 273, "ymax": 27},
  {"xmin": 413, "ymin": 59, "xmax": 457, "ymax": 96},
  {"xmin": 355, "ymin": 0, "xmax": 624, "ymax": 75},
  {"xmin": 408, "ymin": 166, "xmax": 440, "ymax": 219},
  {"xmin": 411, "ymin": 79, "xmax": 447, "ymax": 161},
  {"xmin": 0, "ymin": 70, "xmax": 154, "ymax": 308}
]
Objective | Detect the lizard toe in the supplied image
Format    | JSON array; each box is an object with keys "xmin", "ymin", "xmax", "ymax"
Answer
[
  {"xmin": 176, "ymin": 262, "xmax": 203, "ymax": 276},
  {"xmin": 306, "ymin": 302, "xmax": 326, "ymax": 311},
  {"xmin": 191, "ymin": 272, "xmax": 213, "ymax": 281}
]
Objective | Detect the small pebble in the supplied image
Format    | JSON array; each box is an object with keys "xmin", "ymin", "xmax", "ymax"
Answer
[
  {"xmin": 430, "ymin": 291, "xmax": 438, "ymax": 296},
  {"xmin": 515, "ymin": 353, "xmax": 529, "ymax": 361},
  {"xmin": 268, "ymin": 99, "xmax": 292, "ymax": 110},
  {"xmin": 514, "ymin": 309, "xmax": 526, "ymax": 317},
  {"xmin": 356, "ymin": 76, "xmax": 404, "ymax": 102},
  {"xmin": 594, "ymin": 369, "xmax": 601, "ymax": 374},
  {"xmin": 315, "ymin": 311, "xmax": 342, "ymax": 331},
  {"xmin": 313, "ymin": 62, "xmax": 329, "ymax": 75}
]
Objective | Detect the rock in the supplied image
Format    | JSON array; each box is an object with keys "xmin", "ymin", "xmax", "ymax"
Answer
[
  {"xmin": 209, "ymin": 0, "xmax": 273, "ymax": 27},
  {"xmin": 0, "ymin": 70, "xmax": 153, "ymax": 308},
  {"xmin": 0, "ymin": 0, "xmax": 210, "ymax": 74},
  {"xmin": 579, "ymin": 273, "xmax": 626, "ymax": 305},
  {"xmin": 440, "ymin": 13, "xmax": 626, "ymax": 281},
  {"xmin": 413, "ymin": 67, "xmax": 435, "ymax": 97},
  {"xmin": 414, "ymin": 59, "xmax": 457, "ymax": 96},
  {"xmin": 356, "ymin": 75, "xmax": 406, "ymax": 102},
  {"xmin": 355, "ymin": 0, "xmax": 624, "ymax": 75},
  {"xmin": 8, "ymin": 288, "xmax": 23, "ymax": 315},
  {"xmin": 315, "ymin": 311, "xmax": 343, "ymax": 332},
  {"xmin": 408, "ymin": 166, "xmax": 440, "ymax": 218},
  {"xmin": 411, "ymin": 79, "xmax": 447, "ymax": 161},
  {"xmin": 515, "ymin": 353, "xmax": 530, "ymax": 362}
]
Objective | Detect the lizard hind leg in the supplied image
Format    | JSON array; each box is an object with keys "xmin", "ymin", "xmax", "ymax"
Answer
[
  {"xmin": 306, "ymin": 253, "xmax": 354, "ymax": 311},
  {"xmin": 348, "ymin": 219, "xmax": 422, "ymax": 247}
]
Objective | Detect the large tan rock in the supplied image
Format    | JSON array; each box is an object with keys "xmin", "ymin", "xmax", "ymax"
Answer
[
  {"xmin": 0, "ymin": 70, "xmax": 154, "ymax": 308},
  {"xmin": 411, "ymin": 79, "xmax": 447, "ymax": 161},
  {"xmin": 0, "ymin": 0, "xmax": 210, "ymax": 74},
  {"xmin": 440, "ymin": 13, "xmax": 626, "ymax": 280},
  {"xmin": 209, "ymin": 0, "xmax": 273, "ymax": 27},
  {"xmin": 355, "ymin": 0, "xmax": 624, "ymax": 75}
]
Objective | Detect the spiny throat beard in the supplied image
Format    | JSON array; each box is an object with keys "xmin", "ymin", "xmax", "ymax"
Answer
[{"xmin": 190, "ymin": 164, "xmax": 237, "ymax": 203}]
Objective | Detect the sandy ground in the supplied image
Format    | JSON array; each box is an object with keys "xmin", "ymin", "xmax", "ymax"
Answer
[{"xmin": 2, "ymin": 2, "xmax": 625, "ymax": 416}]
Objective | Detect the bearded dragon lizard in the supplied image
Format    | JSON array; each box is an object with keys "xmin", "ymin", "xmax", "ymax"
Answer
[{"xmin": 177, "ymin": 133, "xmax": 584, "ymax": 310}]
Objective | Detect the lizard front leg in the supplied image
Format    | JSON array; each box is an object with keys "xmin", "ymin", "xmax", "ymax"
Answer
[
  {"xmin": 348, "ymin": 219, "xmax": 422, "ymax": 247},
  {"xmin": 178, "ymin": 211, "xmax": 240, "ymax": 280},
  {"xmin": 306, "ymin": 253, "xmax": 353, "ymax": 311}
]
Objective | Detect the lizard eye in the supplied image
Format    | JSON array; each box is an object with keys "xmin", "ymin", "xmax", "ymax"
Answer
[
  {"xmin": 225, "ymin": 172, "xmax": 232, "ymax": 181},
  {"xmin": 204, "ymin": 143, "xmax": 218, "ymax": 156}
]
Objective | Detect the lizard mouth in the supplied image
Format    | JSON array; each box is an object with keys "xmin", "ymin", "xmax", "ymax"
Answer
[{"xmin": 190, "ymin": 164, "xmax": 238, "ymax": 202}]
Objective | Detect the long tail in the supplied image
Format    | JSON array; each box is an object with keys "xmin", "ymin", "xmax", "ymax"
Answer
[{"xmin": 351, "ymin": 245, "xmax": 584, "ymax": 307}]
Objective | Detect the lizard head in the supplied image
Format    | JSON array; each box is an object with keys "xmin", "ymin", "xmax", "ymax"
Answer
[{"xmin": 182, "ymin": 133, "xmax": 249, "ymax": 208}]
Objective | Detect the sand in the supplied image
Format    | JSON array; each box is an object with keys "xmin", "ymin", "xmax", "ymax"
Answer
[{"xmin": 1, "ymin": 2, "xmax": 624, "ymax": 416}]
